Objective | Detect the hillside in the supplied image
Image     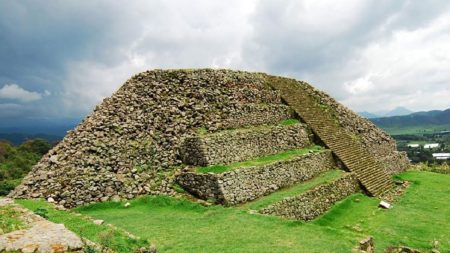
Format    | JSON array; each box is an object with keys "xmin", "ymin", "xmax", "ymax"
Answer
[
  {"xmin": 371, "ymin": 108, "xmax": 450, "ymax": 128},
  {"xmin": 0, "ymin": 133, "xmax": 61, "ymax": 146},
  {"xmin": 359, "ymin": 107, "xmax": 414, "ymax": 119}
]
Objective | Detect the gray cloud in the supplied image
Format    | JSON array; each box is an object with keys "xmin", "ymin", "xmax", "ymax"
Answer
[{"xmin": 1, "ymin": 0, "xmax": 450, "ymax": 125}]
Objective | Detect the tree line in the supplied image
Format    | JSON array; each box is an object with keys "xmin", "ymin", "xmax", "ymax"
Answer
[{"xmin": 0, "ymin": 139, "xmax": 52, "ymax": 195}]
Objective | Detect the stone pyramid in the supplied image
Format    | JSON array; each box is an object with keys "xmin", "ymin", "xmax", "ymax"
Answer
[{"xmin": 10, "ymin": 69, "xmax": 409, "ymax": 212}]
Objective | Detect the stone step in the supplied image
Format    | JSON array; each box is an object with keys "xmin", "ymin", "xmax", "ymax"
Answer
[
  {"xmin": 176, "ymin": 150, "xmax": 337, "ymax": 205},
  {"xmin": 243, "ymin": 170, "xmax": 344, "ymax": 210},
  {"xmin": 267, "ymin": 77, "xmax": 393, "ymax": 196},
  {"xmin": 259, "ymin": 173, "xmax": 360, "ymax": 221},
  {"xmin": 180, "ymin": 123, "xmax": 313, "ymax": 166}
]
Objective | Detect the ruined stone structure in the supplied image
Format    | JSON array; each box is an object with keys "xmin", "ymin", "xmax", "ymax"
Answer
[
  {"xmin": 10, "ymin": 69, "xmax": 409, "ymax": 220},
  {"xmin": 180, "ymin": 123, "xmax": 312, "ymax": 166},
  {"xmin": 177, "ymin": 151, "xmax": 336, "ymax": 205}
]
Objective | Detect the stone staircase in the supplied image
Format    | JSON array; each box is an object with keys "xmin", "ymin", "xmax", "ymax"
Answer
[{"xmin": 266, "ymin": 77, "xmax": 393, "ymax": 196}]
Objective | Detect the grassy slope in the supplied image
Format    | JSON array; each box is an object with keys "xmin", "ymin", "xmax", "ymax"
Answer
[
  {"xmin": 241, "ymin": 170, "xmax": 343, "ymax": 210},
  {"xmin": 76, "ymin": 197, "xmax": 357, "ymax": 253},
  {"xmin": 197, "ymin": 145, "xmax": 323, "ymax": 174},
  {"xmin": 315, "ymin": 172, "xmax": 450, "ymax": 251},
  {"xmin": 16, "ymin": 171, "xmax": 450, "ymax": 252}
]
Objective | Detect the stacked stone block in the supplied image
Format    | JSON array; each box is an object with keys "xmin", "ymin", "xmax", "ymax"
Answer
[
  {"xmin": 260, "ymin": 173, "xmax": 360, "ymax": 220},
  {"xmin": 177, "ymin": 151, "xmax": 336, "ymax": 205},
  {"xmin": 180, "ymin": 123, "xmax": 313, "ymax": 166}
]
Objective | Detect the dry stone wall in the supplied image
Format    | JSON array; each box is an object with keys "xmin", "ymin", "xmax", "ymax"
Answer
[
  {"xmin": 206, "ymin": 103, "xmax": 294, "ymax": 131},
  {"xmin": 291, "ymin": 80, "xmax": 409, "ymax": 175},
  {"xmin": 176, "ymin": 151, "xmax": 336, "ymax": 205},
  {"xmin": 260, "ymin": 173, "xmax": 360, "ymax": 220},
  {"xmin": 180, "ymin": 123, "xmax": 313, "ymax": 166}
]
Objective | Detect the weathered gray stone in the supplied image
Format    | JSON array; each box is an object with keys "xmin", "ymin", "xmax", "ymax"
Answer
[
  {"xmin": 260, "ymin": 173, "xmax": 360, "ymax": 221},
  {"xmin": 180, "ymin": 123, "xmax": 313, "ymax": 166},
  {"xmin": 359, "ymin": 236, "xmax": 375, "ymax": 253},
  {"xmin": 177, "ymin": 151, "xmax": 336, "ymax": 205},
  {"xmin": 93, "ymin": 219, "xmax": 104, "ymax": 225},
  {"xmin": 0, "ymin": 221, "xmax": 83, "ymax": 253}
]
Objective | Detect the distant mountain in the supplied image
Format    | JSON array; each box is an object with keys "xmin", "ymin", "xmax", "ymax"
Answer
[
  {"xmin": 383, "ymin": 106, "xmax": 413, "ymax": 117},
  {"xmin": 371, "ymin": 108, "xmax": 450, "ymax": 128},
  {"xmin": 359, "ymin": 107, "xmax": 414, "ymax": 119},
  {"xmin": 359, "ymin": 111, "xmax": 380, "ymax": 119},
  {"xmin": 0, "ymin": 117, "xmax": 80, "ymax": 145},
  {"xmin": 0, "ymin": 133, "xmax": 62, "ymax": 146}
]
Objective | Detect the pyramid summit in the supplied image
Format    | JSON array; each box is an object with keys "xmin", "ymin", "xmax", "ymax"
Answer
[{"xmin": 10, "ymin": 69, "xmax": 409, "ymax": 210}]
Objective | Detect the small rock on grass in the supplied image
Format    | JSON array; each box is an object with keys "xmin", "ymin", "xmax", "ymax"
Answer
[
  {"xmin": 93, "ymin": 219, "xmax": 104, "ymax": 225},
  {"xmin": 379, "ymin": 200, "xmax": 391, "ymax": 209}
]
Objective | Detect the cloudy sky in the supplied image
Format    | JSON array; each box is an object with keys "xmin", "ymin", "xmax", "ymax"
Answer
[{"xmin": 1, "ymin": 0, "xmax": 450, "ymax": 125}]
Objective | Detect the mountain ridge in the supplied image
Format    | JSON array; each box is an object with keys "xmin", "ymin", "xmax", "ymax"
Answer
[{"xmin": 371, "ymin": 108, "xmax": 450, "ymax": 128}]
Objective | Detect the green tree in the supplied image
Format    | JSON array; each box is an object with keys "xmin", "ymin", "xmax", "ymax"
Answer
[
  {"xmin": 19, "ymin": 138, "xmax": 52, "ymax": 156},
  {"xmin": 0, "ymin": 138, "xmax": 52, "ymax": 195}
]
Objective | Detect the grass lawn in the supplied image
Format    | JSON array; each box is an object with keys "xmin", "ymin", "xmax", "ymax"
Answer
[
  {"xmin": 197, "ymin": 145, "xmax": 324, "ymax": 174},
  {"xmin": 16, "ymin": 171, "xmax": 450, "ymax": 252},
  {"xmin": 76, "ymin": 196, "xmax": 358, "ymax": 253}
]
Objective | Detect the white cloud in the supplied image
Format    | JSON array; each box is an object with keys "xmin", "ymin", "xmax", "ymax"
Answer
[
  {"xmin": 0, "ymin": 84, "xmax": 44, "ymax": 102},
  {"xmin": 340, "ymin": 9, "xmax": 450, "ymax": 111},
  {"xmin": 344, "ymin": 74, "xmax": 375, "ymax": 95},
  {"xmin": 58, "ymin": 0, "xmax": 257, "ymax": 114},
  {"xmin": 2, "ymin": 0, "xmax": 450, "ymax": 118}
]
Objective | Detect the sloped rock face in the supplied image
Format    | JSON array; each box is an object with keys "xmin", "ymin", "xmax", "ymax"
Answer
[
  {"xmin": 10, "ymin": 69, "xmax": 408, "ymax": 208},
  {"xmin": 10, "ymin": 70, "xmax": 286, "ymax": 207}
]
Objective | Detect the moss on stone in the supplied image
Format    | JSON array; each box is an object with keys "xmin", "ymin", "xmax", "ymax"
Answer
[{"xmin": 280, "ymin": 118, "xmax": 300, "ymax": 126}]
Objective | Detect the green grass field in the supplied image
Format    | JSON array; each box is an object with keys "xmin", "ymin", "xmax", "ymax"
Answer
[
  {"xmin": 15, "ymin": 171, "xmax": 450, "ymax": 252},
  {"xmin": 382, "ymin": 124, "xmax": 450, "ymax": 135}
]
